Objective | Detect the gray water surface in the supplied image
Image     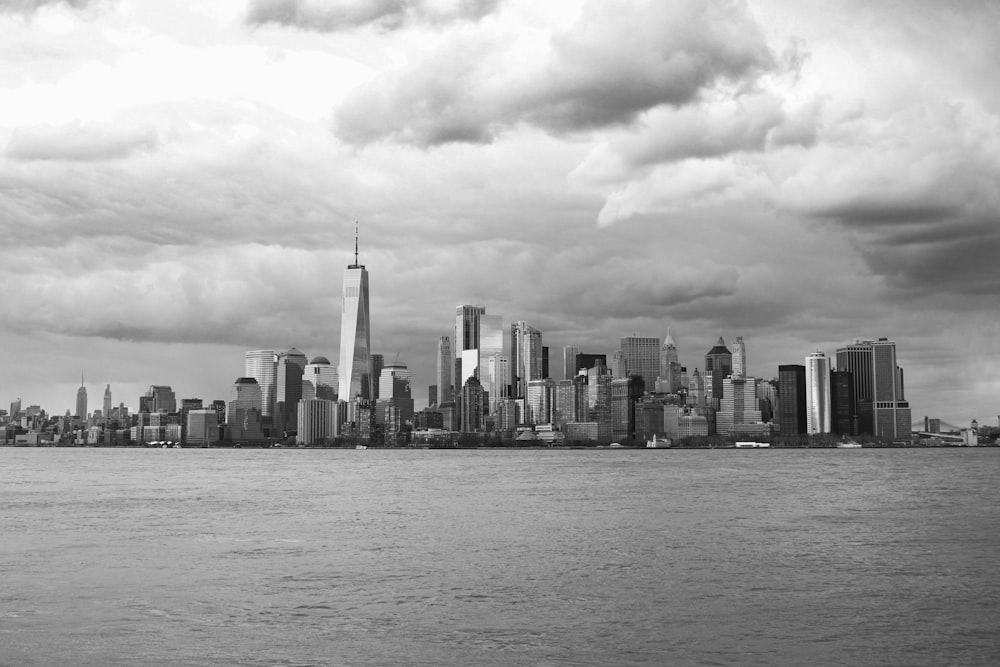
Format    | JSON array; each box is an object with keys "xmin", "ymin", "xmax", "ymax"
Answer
[{"xmin": 2, "ymin": 448, "xmax": 998, "ymax": 665}]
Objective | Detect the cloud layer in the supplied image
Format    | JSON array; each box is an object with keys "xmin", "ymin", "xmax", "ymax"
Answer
[{"xmin": 245, "ymin": 0, "xmax": 502, "ymax": 32}]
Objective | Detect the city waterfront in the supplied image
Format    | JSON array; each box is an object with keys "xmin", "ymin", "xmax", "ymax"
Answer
[{"xmin": 2, "ymin": 448, "xmax": 998, "ymax": 665}]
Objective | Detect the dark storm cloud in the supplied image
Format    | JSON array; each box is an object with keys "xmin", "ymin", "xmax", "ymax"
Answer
[
  {"xmin": 5, "ymin": 122, "xmax": 158, "ymax": 162},
  {"xmin": 334, "ymin": 0, "xmax": 776, "ymax": 146},
  {"xmin": 244, "ymin": 0, "xmax": 502, "ymax": 32}
]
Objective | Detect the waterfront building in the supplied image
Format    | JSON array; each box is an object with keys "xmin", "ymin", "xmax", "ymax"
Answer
[
  {"xmin": 378, "ymin": 360, "xmax": 414, "ymax": 424},
  {"xmin": 778, "ymin": 364, "xmax": 806, "ymax": 435},
  {"xmin": 186, "ymin": 409, "xmax": 220, "ymax": 446},
  {"xmin": 704, "ymin": 337, "xmax": 733, "ymax": 406},
  {"xmin": 675, "ymin": 406, "xmax": 710, "ymax": 438},
  {"xmin": 455, "ymin": 305, "xmax": 486, "ymax": 394},
  {"xmin": 835, "ymin": 338, "xmax": 910, "ymax": 439},
  {"xmin": 75, "ymin": 375, "xmax": 87, "ymax": 419},
  {"xmin": 226, "ymin": 377, "xmax": 263, "ymax": 441},
  {"xmin": 830, "ymin": 370, "xmax": 855, "ymax": 435},
  {"xmin": 460, "ymin": 377, "xmax": 484, "ymax": 433},
  {"xmin": 510, "ymin": 321, "xmax": 543, "ymax": 399},
  {"xmin": 245, "ymin": 350, "xmax": 277, "ymax": 417},
  {"xmin": 564, "ymin": 422, "xmax": 599, "ymax": 442},
  {"xmin": 338, "ymin": 235, "xmax": 372, "ymax": 408},
  {"xmin": 526, "ymin": 378, "xmax": 554, "ymax": 425},
  {"xmin": 297, "ymin": 398, "xmax": 337, "ymax": 445},
  {"xmin": 227, "ymin": 377, "xmax": 262, "ymax": 419},
  {"xmin": 732, "ymin": 336, "xmax": 747, "ymax": 378},
  {"xmin": 717, "ymin": 375, "xmax": 762, "ymax": 437},
  {"xmin": 435, "ymin": 336, "xmax": 452, "ymax": 405},
  {"xmin": 485, "ymin": 353, "xmax": 510, "ymax": 415},
  {"xmin": 611, "ymin": 375, "xmax": 644, "ymax": 442},
  {"xmin": 304, "ymin": 356, "xmax": 338, "ymax": 401},
  {"xmin": 805, "ymin": 352, "xmax": 832, "ymax": 434}
]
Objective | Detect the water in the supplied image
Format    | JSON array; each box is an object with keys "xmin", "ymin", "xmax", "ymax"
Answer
[{"xmin": 2, "ymin": 448, "xmax": 998, "ymax": 666}]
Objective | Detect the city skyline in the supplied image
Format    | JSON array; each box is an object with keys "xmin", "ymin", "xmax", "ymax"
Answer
[{"xmin": 1, "ymin": 1, "xmax": 998, "ymax": 425}]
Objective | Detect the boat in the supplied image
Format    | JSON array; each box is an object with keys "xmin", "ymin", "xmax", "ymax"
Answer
[
  {"xmin": 837, "ymin": 441, "xmax": 863, "ymax": 448},
  {"xmin": 646, "ymin": 435, "xmax": 671, "ymax": 448},
  {"xmin": 355, "ymin": 444, "xmax": 368, "ymax": 450}
]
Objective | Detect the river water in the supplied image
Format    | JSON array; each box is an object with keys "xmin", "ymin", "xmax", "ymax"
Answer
[{"xmin": 1, "ymin": 448, "xmax": 998, "ymax": 666}]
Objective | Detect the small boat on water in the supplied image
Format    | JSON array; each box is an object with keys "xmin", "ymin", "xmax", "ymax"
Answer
[
  {"xmin": 837, "ymin": 442, "xmax": 863, "ymax": 448},
  {"xmin": 355, "ymin": 444, "xmax": 368, "ymax": 450}
]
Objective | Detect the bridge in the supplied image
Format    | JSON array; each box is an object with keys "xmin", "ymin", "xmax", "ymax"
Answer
[{"xmin": 912, "ymin": 417, "xmax": 973, "ymax": 443}]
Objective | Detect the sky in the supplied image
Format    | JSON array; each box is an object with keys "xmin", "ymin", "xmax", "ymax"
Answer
[{"xmin": 1, "ymin": 0, "xmax": 998, "ymax": 427}]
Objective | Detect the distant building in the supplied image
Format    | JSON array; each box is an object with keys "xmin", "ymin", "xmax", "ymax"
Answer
[
  {"xmin": 717, "ymin": 375, "xmax": 762, "ymax": 437},
  {"xmin": 75, "ymin": 376, "xmax": 87, "ymax": 419},
  {"xmin": 611, "ymin": 375, "xmax": 644, "ymax": 441},
  {"xmin": 460, "ymin": 378, "xmax": 484, "ymax": 433},
  {"xmin": 304, "ymin": 356, "xmax": 338, "ymax": 401},
  {"xmin": 704, "ymin": 337, "xmax": 733, "ymax": 406},
  {"xmin": 436, "ymin": 335, "xmax": 452, "ymax": 405},
  {"xmin": 620, "ymin": 336, "xmax": 660, "ymax": 392},
  {"xmin": 145, "ymin": 385, "xmax": 176, "ymax": 413},
  {"xmin": 510, "ymin": 320, "xmax": 543, "ymax": 399},
  {"xmin": 562, "ymin": 346, "xmax": 580, "ymax": 381},
  {"xmin": 339, "ymin": 238, "xmax": 373, "ymax": 411},
  {"xmin": 830, "ymin": 370, "xmax": 855, "ymax": 435},
  {"xmin": 369, "ymin": 354, "xmax": 384, "ymax": 401},
  {"xmin": 732, "ymin": 336, "xmax": 747, "ymax": 378},
  {"xmin": 778, "ymin": 365, "xmax": 806, "ymax": 435},
  {"xmin": 836, "ymin": 338, "xmax": 910, "ymax": 439},
  {"xmin": 186, "ymin": 409, "xmax": 220, "ymax": 446},
  {"xmin": 245, "ymin": 350, "xmax": 277, "ymax": 417},
  {"xmin": 297, "ymin": 398, "xmax": 337, "ymax": 445}
]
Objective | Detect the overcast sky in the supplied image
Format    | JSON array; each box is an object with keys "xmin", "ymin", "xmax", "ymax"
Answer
[{"xmin": 1, "ymin": 0, "xmax": 998, "ymax": 426}]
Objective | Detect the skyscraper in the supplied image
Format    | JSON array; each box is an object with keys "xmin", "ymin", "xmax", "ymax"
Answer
[
  {"xmin": 717, "ymin": 375, "xmax": 761, "ymax": 436},
  {"xmin": 485, "ymin": 353, "xmax": 510, "ymax": 415},
  {"xmin": 777, "ymin": 364, "xmax": 806, "ymax": 435},
  {"xmin": 436, "ymin": 336, "xmax": 452, "ymax": 405},
  {"xmin": 304, "ymin": 356, "xmax": 338, "ymax": 401},
  {"xmin": 75, "ymin": 375, "xmax": 87, "ymax": 419},
  {"xmin": 704, "ymin": 337, "xmax": 733, "ymax": 405},
  {"xmin": 455, "ymin": 305, "xmax": 486, "ymax": 392},
  {"xmin": 275, "ymin": 348, "xmax": 307, "ymax": 432},
  {"xmin": 245, "ymin": 350, "xmax": 277, "ymax": 417},
  {"xmin": 805, "ymin": 352, "xmax": 831, "ymax": 434},
  {"xmin": 103, "ymin": 384, "xmax": 112, "ymax": 424},
  {"xmin": 836, "ymin": 338, "xmax": 911, "ymax": 440},
  {"xmin": 620, "ymin": 335, "xmax": 660, "ymax": 391},
  {"xmin": 658, "ymin": 332, "xmax": 682, "ymax": 393},
  {"xmin": 732, "ymin": 336, "xmax": 747, "ymax": 378},
  {"xmin": 830, "ymin": 370, "xmax": 854, "ymax": 435},
  {"xmin": 562, "ymin": 345, "xmax": 580, "ymax": 380},
  {"xmin": 369, "ymin": 354, "xmax": 384, "ymax": 400},
  {"xmin": 510, "ymin": 321, "xmax": 543, "ymax": 399},
  {"xmin": 378, "ymin": 360, "xmax": 414, "ymax": 423},
  {"xmin": 338, "ymin": 234, "xmax": 372, "ymax": 405}
]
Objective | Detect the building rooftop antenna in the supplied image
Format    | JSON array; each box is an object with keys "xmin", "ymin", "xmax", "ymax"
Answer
[{"xmin": 354, "ymin": 221, "xmax": 359, "ymax": 266}]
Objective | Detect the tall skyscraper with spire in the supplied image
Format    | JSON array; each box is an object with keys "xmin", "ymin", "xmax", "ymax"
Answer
[
  {"xmin": 103, "ymin": 384, "xmax": 112, "ymax": 424},
  {"xmin": 338, "ymin": 227, "xmax": 372, "ymax": 406},
  {"xmin": 75, "ymin": 374, "xmax": 87, "ymax": 419}
]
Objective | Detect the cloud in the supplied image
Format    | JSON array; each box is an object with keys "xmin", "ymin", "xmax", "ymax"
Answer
[
  {"xmin": 244, "ymin": 0, "xmax": 502, "ymax": 32},
  {"xmin": 5, "ymin": 120, "xmax": 158, "ymax": 161},
  {"xmin": 333, "ymin": 0, "xmax": 777, "ymax": 146},
  {"xmin": 0, "ymin": 0, "xmax": 107, "ymax": 14}
]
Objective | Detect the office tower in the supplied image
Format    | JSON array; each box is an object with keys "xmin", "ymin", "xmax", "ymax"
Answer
[
  {"xmin": 297, "ymin": 398, "xmax": 338, "ymax": 445},
  {"xmin": 510, "ymin": 321, "xmax": 543, "ymax": 399},
  {"xmin": 732, "ymin": 336, "xmax": 747, "ymax": 378},
  {"xmin": 526, "ymin": 378, "xmax": 554, "ymax": 425},
  {"xmin": 836, "ymin": 338, "xmax": 910, "ymax": 439},
  {"xmin": 611, "ymin": 375, "xmax": 644, "ymax": 441},
  {"xmin": 704, "ymin": 337, "xmax": 733, "ymax": 404},
  {"xmin": 805, "ymin": 352, "xmax": 831, "ymax": 434},
  {"xmin": 428, "ymin": 385, "xmax": 437, "ymax": 408},
  {"xmin": 587, "ymin": 365, "xmax": 613, "ymax": 441},
  {"xmin": 542, "ymin": 346, "xmax": 549, "ymax": 380},
  {"xmin": 778, "ymin": 365, "xmax": 806, "ymax": 435},
  {"xmin": 716, "ymin": 375, "xmax": 762, "ymax": 436},
  {"xmin": 102, "ymin": 385, "xmax": 112, "ymax": 423},
  {"xmin": 658, "ymin": 332, "xmax": 682, "ymax": 392},
  {"xmin": 378, "ymin": 360, "xmax": 414, "ymax": 423},
  {"xmin": 303, "ymin": 356, "xmax": 338, "ymax": 401},
  {"xmin": 689, "ymin": 368, "xmax": 706, "ymax": 406},
  {"xmin": 9, "ymin": 398, "xmax": 21, "ymax": 421},
  {"xmin": 338, "ymin": 235, "xmax": 372, "ymax": 405},
  {"xmin": 756, "ymin": 379, "xmax": 778, "ymax": 423},
  {"xmin": 479, "ymin": 314, "xmax": 504, "ymax": 405},
  {"xmin": 144, "ymin": 385, "xmax": 176, "ymax": 413},
  {"xmin": 831, "ymin": 370, "xmax": 854, "ymax": 435},
  {"xmin": 275, "ymin": 348, "xmax": 307, "ymax": 431},
  {"xmin": 245, "ymin": 350, "xmax": 277, "ymax": 417},
  {"xmin": 369, "ymin": 354, "xmax": 385, "ymax": 400},
  {"xmin": 553, "ymin": 379, "xmax": 576, "ymax": 428},
  {"xmin": 460, "ymin": 377, "xmax": 484, "ymax": 433},
  {"xmin": 186, "ymin": 409, "xmax": 220, "ymax": 446},
  {"xmin": 562, "ymin": 346, "xmax": 580, "ymax": 380},
  {"xmin": 436, "ymin": 336, "xmax": 452, "ymax": 405},
  {"xmin": 76, "ymin": 375, "xmax": 87, "ymax": 418},
  {"xmin": 611, "ymin": 350, "xmax": 628, "ymax": 378},
  {"xmin": 455, "ymin": 305, "xmax": 487, "ymax": 393},
  {"xmin": 227, "ymin": 377, "xmax": 263, "ymax": 440},
  {"xmin": 486, "ymin": 353, "xmax": 510, "ymax": 415},
  {"xmin": 620, "ymin": 335, "xmax": 660, "ymax": 391}
]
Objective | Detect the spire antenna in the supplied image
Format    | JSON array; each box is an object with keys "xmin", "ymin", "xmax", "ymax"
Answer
[{"xmin": 354, "ymin": 221, "xmax": 359, "ymax": 265}]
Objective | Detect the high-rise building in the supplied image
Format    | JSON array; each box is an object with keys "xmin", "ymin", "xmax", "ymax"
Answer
[
  {"xmin": 436, "ymin": 336, "xmax": 452, "ymax": 405},
  {"xmin": 275, "ymin": 348, "xmax": 307, "ymax": 432},
  {"xmin": 378, "ymin": 361, "xmax": 414, "ymax": 424},
  {"xmin": 144, "ymin": 385, "xmax": 176, "ymax": 413},
  {"xmin": 620, "ymin": 336, "xmax": 660, "ymax": 391},
  {"xmin": 611, "ymin": 375, "xmax": 644, "ymax": 442},
  {"xmin": 227, "ymin": 377, "xmax": 263, "ymax": 440},
  {"xmin": 485, "ymin": 353, "xmax": 510, "ymax": 415},
  {"xmin": 574, "ymin": 353, "xmax": 607, "ymax": 374},
  {"xmin": 455, "ymin": 305, "xmax": 486, "ymax": 393},
  {"xmin": 245, "ymin": 350, "xmax": 277, "ymax": 417},
  {"xmin": 689, "ymin": 368, "xmax": 706, "ymax": 407},
  {"xmin": 704, "ymin": 337, "xmax": 733, "ymax": 405},
  {"xmin": 611, "ymin": 350, "xmax": 628, "ymax": 379},
  {"xmin": 460, "ymin": 377, "xmax": 484, "ymax": 433},
  {"xmin": 338, "ymin": 235, "xmax": 372, "ymax": 406},
  {"xmin": 479, "ymin": 314, "xmax": 504, "ymax": 405},
  {"xmin": 658, "ymin": 332, "xmax": 682, "ymax": 392},
  {"xmin": 805, "ymin": 352, "xmax": 831, "ymax": 434},
  {"xmin": 186, "ymin": 409, "xmax": 220, "ymax": 446},
  {"xmin": 587, "ymin": 365, "xmax": 613, "ymax": 441},
  {"xmin": 778, "ymin": 364, "xmax": 806, "ymax": 435},
  {"xmin": 526, "ymin": 378, "xmax": 554, "ymax": 425},
  {"xmin": 297, "ymin": 398, "xmax": 337, "ymax": 445},
  {"xmin": 304, "ymin": 356, "xmax": 338, "ymax": 401},
  {"xmin": 732, "ymin": 336, "xmax": 747, "ymax": 378},
  {"xmin": 510, "ymin": 321, "xmax": 543, "ymax": 399},
  {"xmin": 102, "ymin": 384, "xmax": 112, "ymax": 424},
  {"xmin": 562, "ymin": 346, "xmax": 580, "ymax": 381},
  {"xmin": 830, "ymin": 370, "xmax": 854, "ymax": 435},
  {"xmin": 836, "ymin": 338, "xmax": 910, "ymax": 440},
  {"xmin": 75, "ymin": 375, "xmax": 87, "ymax": 419},
  {"xmin": 369, "ymin": 354, "xmax": 385, "ymax": 400},
  {"xmin": 717, "ymin": 375, "xmax": 761, "ymax": 436}
]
